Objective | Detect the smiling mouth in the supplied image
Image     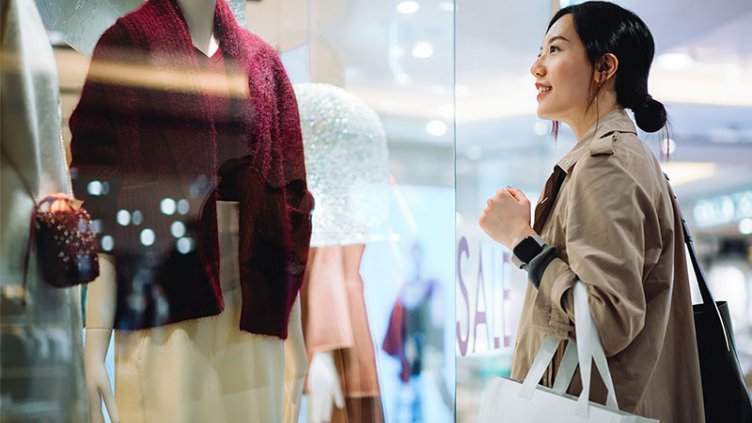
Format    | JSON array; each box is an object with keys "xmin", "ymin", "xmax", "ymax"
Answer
[{"xmin": 537, "ymin": 86, "xmax": 552, "ymax": 93}]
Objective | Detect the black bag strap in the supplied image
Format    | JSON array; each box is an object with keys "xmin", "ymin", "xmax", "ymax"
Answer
[{"xmin": 664, "ymin": 174, "xmax": 732, "ymax": 351}]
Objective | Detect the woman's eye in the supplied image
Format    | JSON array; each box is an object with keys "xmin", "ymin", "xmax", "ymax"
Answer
[{"xmin": 549, "ymin": 45, "xmax": 560, "ymax": 53}]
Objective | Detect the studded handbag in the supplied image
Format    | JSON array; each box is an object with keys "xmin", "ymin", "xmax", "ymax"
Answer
[
  {"xmin": 2, "ymin": 146, "xmax": 99, "ymax": 293},
  {"xmin": 30, "ymin": 194, "xmax": 100, "ymax": 288}
]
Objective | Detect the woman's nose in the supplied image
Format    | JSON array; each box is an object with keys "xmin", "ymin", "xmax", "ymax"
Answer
[{"xmin": 530, "ymin": 56, "xmax": 544, "ymax": 78}]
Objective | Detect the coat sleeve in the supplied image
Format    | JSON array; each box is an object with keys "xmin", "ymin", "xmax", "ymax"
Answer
[{"xmin": 534, "ymin": 154, "xmax": 653, "ymax": 357}]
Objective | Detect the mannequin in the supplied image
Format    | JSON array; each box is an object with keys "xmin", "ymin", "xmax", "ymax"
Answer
[
  {"xmin": 76, "ymin": 1, "xmax": 310, "ymax": 422},
  {"xmin": 293, "ymin": 83, "xmax": 389, "ymax": 423},
  {"xmin": 1, "ymin": 1, "xmax": 87, "ymax": 421}
]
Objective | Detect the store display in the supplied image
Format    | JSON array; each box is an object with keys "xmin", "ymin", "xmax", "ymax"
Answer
[
  {"xmin": 70, "ymin": 0, "xmax": 312, "ymax": 337},
  {"xmin": 68, "ymin": 0, "xmax": 311, "ymax": 421},
  {"xmin": 0, "ymin": 0, "xmax": 88, "ymax": 421},
  {"xmin": 295, "ymin": 83, "xmax": 390, "ymax": 423},
  {"xmin": 382, "ymin": 242, "xmax": 450, "ymax": 423},
  {"xmin": 294, "ymin": 83, "xmax": 390, "ymax": 247}
]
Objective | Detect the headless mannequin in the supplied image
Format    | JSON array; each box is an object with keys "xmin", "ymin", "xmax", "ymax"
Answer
[{"xmin": 84, "ymin": 2, "xmax": 217, "ymax": 420}]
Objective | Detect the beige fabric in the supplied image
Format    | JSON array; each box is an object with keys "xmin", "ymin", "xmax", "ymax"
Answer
[
  {"xmin": 512, "ymin": 109, "xmax": 704, "ymax": 423},
  {"xmin": 114, "ymin": 201, "xmax": 306, "ymax": 423}
]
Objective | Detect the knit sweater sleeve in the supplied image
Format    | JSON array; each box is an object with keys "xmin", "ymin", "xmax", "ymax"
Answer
[
  {"xmin": 69, "ymin": 23, "xmax": 136, "ymax": 252},
  {"xmin": 269, "ymin": 48, "xmax": 314, "ymax": 294}
]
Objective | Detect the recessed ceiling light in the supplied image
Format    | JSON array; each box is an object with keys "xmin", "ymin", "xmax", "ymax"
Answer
[
  {"xmin": 656, "ymin": 52, "xmax": 694, "ymax": 70},
  {"xmin": 426, "ymin": 120, "xmax": 448, "ymax": 136},
  {"xmin": 412, "ymin": 41, "xmax": 434, "ymax": 59},
  {"xmin": 739, "ymin": 218, "xmax": 752, "ymax": 235},
  {"xmin": 533, "ymin": 121, "xmax": 548, "ymax": 136},
  {"xmin": 397, "ymin": 1, "xmax": 420, "ymax": 14},
  {"xmin": 660, "ymin": 137, "xmax": 677, "ymax": 155}
]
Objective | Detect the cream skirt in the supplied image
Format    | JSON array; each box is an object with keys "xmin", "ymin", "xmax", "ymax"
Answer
[{"xmin": 114, "ymin": 201, "xmax": 306, "ymax": 423}]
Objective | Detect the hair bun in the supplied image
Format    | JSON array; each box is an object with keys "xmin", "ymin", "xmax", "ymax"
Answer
[{"xmin": 633, "ymin": 95, "xmax": 666, "ymax": 133}]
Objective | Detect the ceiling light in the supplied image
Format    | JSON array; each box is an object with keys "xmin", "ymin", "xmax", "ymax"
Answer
[
  {"xmin": 739, "ymin": 218, "xmax": 752, "ymax": 235},
  {"xmin": 412, "ymin": 41, "xmax": 434, "ymax": 59},
  {"xmin": 656, "ymin": 52, "xmax": 694, "ymax": 70},
  {"xmin": 426, "ymin": 120, "xmax": 448, "ymax": 136},
  {"xmin": 660, "ymin": 137, "xmax": 677, "ymax": 155},
  {"xmin": 533, "ymin": 121, "xmax": 548, "ymax": 136},
  {"xmin": 397, "ymin": 1, "xmax": 420, "ymax": 14}
]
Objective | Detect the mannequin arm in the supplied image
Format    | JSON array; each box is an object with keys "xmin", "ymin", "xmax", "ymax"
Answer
[
  {"xmin": 84, "ymin": 254, "xmax": 119, "ymax": 423},
  {"xmin": 307, "ymin": 351, "xmax": 344, "ymax": 423},
  {"xmin": 283, "ymin": 294, "xmax": 308, "ymax": 423}
]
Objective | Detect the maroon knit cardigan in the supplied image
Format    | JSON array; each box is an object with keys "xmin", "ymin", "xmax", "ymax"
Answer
[{"xmin": 69, "ymin": 0, "xmax": 313, "ymax": 339}]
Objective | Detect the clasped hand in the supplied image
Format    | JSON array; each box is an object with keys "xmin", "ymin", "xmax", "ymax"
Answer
[{"xmin": 478, "ymin": 187, "xmax": 537, "ymax": 250}]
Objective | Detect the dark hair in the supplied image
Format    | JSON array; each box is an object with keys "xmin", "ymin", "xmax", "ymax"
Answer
[{"xmin": 548, "ymin": 1, "xmax": 666, "ymax": 133}]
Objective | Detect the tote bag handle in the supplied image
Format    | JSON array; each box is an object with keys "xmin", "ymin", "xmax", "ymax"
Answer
[{"xmin": 519, "ymin": 281, "xmax": 619, "ymax": 418}]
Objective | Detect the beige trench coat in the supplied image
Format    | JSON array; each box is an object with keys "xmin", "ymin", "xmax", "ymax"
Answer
[{"xmin": 511, "ymin": 109, "xmax": 704, "ymax": 423}]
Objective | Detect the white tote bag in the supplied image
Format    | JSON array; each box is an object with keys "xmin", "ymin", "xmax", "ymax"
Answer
[{"xmin": 477, "ymin": 281, "xmax": 659, "ymax": 423}]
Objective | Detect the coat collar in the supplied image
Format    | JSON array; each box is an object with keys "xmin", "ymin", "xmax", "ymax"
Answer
[{"xmin": 556, "ymin": 108, "xmax": 637, "ymax": 174}]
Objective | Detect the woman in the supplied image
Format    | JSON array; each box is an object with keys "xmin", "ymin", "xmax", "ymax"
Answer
[{"xmin": 479, "ymin": 2, "xmax": 704, "ymax": 422}]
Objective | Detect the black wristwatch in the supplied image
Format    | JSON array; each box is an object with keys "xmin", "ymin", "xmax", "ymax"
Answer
[{"xmin": 511, "ymin": 235, "xmax": 545, "ymax": 269}]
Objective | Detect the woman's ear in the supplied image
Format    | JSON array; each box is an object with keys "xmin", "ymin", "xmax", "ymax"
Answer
[{"xmin": 594, "ymin": 53, "xmax": 619, "ymax": 83}]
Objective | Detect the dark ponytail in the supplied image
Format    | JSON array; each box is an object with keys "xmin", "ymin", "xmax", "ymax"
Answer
[
  {"xmin": 632, "ymin": 95, "xmax": 667, "ymax": 133},
  {"xmin": 548, "ymin": 1, "xmax": 667, "ymax": 133}
]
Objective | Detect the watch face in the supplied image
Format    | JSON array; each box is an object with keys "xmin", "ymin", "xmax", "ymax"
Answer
[{"xmin": 514, "ymin": 237, "xmax": 543, "ymax": 263}]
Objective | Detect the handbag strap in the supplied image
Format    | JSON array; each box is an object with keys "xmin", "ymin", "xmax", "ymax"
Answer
[{"xmin": 664, "ymin": 175, "xmax": 731, "ymax": 351}]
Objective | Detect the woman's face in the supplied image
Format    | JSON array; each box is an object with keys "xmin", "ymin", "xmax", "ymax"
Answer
[{"xmin": 530, "ymin": 14, "xmax": 594, "ymax": 124}]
